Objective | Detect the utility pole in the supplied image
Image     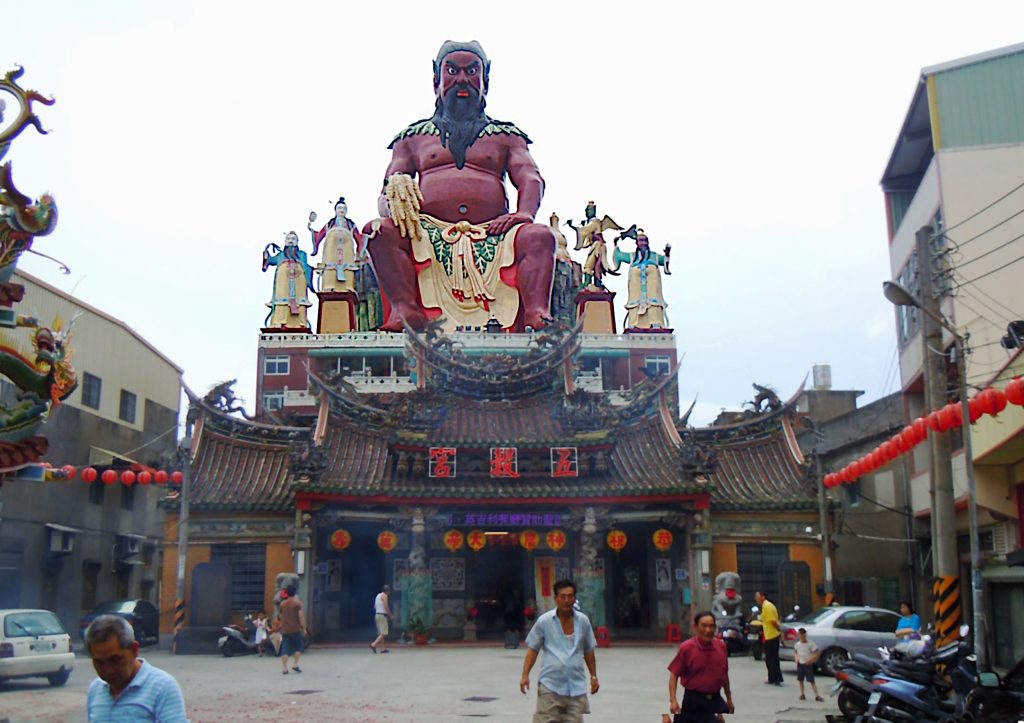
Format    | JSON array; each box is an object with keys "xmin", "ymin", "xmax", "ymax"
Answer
[
  {"xmin": 916, "ymin": 225, "xmax": 961, "ymax": 643},
  {"xmin": 173, "ymin": 433, "xmax": 192, "ymax": 654},
  {"xmin": 814, "ymin": 450, "xmax": 833, "ymax": 602}
]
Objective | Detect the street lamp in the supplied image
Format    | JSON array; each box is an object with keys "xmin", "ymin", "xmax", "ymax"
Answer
[{"xmin": 882, "ymin": 280, "xmax": 985, "ymax": 666}]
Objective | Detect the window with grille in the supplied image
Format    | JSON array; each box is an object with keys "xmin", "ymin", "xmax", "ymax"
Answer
[
  {"xmin": 210, "ymin": 544, "xmax": 266, "ymax": 612},
  {"xmin": 264, "ymin": 355, "xmax": 290, "ymax": 375},
  {"xmin": 263, "ymin": 392, "xmax": 284, "ymax": 411},
  {"xmin": 82, "ymin": 372, "xmax": 102, "ymax": 409},
  {"xmin": 119, "ymin": 390, "xmax": 137, "ymax": 423},
  {"xmin": 736, "ymin": 543, "xmax": 789, "ymax": 603}
]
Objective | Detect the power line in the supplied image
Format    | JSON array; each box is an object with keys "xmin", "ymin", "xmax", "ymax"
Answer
[
  {"xmin": 940, "ymin": 179, "xmax": 1024, "ymax": 235},
  {"xmin": 957, "ymin": 252, "xmax": 1024, "ymax": 286},
  {"xmin": 956, "ymin": 229, "xmax": 1024, "ymax": 268},
  {"xmin": 955, "ymin": 288, "xmax": 1013, "ymax": 327},
  {"xmin": 961, "ymin": 283, "xmax": 1022, "ymax": 322},
  {"xmin": 946, "ymin": 206, "xmax": 1024, "ymax": 250}
]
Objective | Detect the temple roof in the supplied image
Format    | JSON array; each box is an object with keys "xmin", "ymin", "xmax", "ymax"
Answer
[{"xmin": 689, "ymin": 404, "xmax": 815, "ymax": 511}]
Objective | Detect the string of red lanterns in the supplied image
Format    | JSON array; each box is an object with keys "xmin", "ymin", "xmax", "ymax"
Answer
[
  {"xmin": 51, "ymin": 466, "xmax": 185, "ymax": 486},
  {"xmin": 823, "ymin": 377, "xmax": 1024, "ymax": 488}
]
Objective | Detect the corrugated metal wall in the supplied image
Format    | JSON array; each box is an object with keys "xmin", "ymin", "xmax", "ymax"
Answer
[{"xmin": 933, "ymin": 50, "xmax": 1024, "ymax": 149}]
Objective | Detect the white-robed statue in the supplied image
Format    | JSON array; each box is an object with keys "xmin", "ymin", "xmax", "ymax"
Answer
[
  {"xmin": 309, "ymin": 196, "xmax": 362, "ymax": 293},
  {"xmin": 611, "ymin": 228, "xmax": 671, "ymax": 330}
]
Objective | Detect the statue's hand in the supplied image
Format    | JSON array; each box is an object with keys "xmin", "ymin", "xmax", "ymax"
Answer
[
  {"xmin": 385, "ymin": 173, "xmax": 423, "ymax": 240},
  {"xmin": 488, "ymin": 212, "xmax": 532, "ymax": 236}
]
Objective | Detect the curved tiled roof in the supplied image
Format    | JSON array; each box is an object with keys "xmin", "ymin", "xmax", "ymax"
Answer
[{"xmin": 692, "ymin": 409, "xmax": 814, "ymax": 510}]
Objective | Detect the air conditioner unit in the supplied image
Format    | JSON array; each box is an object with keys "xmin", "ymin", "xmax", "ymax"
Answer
[
  {"xmin": 119, "ymin": 537, "xmax": 142, "ymax": 556},
  {"xmin": 48, "ymin": 530, "xmax": 74, "ymax": 554}
]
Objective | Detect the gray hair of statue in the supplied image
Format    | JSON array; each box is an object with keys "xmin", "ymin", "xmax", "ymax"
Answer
[
  {"xmin": 85, "ymin": 614, "xmax": 135, "ymax": 654},
  {"xmin": 433, "ymin": 40, "xmax": 491, "ymax": 89}
]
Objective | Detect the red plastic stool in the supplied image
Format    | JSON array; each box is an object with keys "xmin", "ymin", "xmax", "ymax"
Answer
[
  {"xmin": 595, "ymin": 626, "xmax": 611, "ymax": 648},
  {"xmin": 665, "ymin": 624, "xmax": 682, "ymax": 643}
]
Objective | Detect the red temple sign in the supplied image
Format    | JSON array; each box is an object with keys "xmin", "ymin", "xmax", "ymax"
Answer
[
  {"xmin": 429, "ymin": 447, "xmax": 457, "ymax": 478},
  {"xmin": 490, "ymin": 447, "xmax": 519, "ymax": 478},
  {"xmin": 550, "ymin": 447, "xmax": 578, "ymax": 477}
]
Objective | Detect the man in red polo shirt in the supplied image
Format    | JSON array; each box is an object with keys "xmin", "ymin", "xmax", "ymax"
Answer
[{"xmin": 667, "ymin": 611, "xmax": 735, "ymax": 723}]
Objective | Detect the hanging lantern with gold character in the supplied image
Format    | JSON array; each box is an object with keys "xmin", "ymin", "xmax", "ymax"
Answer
[
  {"xmin": 330, "ymin": 529, "xmax": 352, "ymax": 551},
  {"xmin": 652, "ymin": 528, "xmax": 673, "ymax": 551},
  {"xmin": 467, "ymin": 529, "xmax": 487, "ymax": 552},
  {"xmin": 443, "ymin": 529, "xmax": 464, "ymax": 552},
  {"xmin": 377, "ymin": 530, "xmax": 398, "ymax": 553},
  {"xmin": 546, "ymin": 529, "xmax": 567, "ymax": 552},
  {"xmin": 520, "ymin": 529, "xmax": 540, "ymax": 552},
  {"xmin": 606, "ymin": 529, "xmax": 627, "ymax": 552}
]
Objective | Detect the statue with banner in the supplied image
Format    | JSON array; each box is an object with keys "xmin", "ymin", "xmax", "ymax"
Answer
[{"xmin": 263, "ymin": 231, "xmax": 314, "ymax": 330}]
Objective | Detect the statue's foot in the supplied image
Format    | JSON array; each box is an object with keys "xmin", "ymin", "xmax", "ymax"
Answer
[
  {"xmin": 379, "ymin": 306, "xmax": 427, "ymax": 332},
  {"xmin": 522, "ymin": 309, "xmax": 552, "ymax": 331}
]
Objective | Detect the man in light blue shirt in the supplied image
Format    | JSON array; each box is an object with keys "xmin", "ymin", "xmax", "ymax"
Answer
[
  {"xmin": 520, "ymin": 579, "xmax": 599, "ymax": 722},
  {"xmin": 85, "ymin": 614, "xmax": 188, "ymax": 722}
]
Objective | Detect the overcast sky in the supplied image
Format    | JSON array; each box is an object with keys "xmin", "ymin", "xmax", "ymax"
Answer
[{"xmin": 4, "ymin": 1, "xmax": 1022, "ymax": 426}]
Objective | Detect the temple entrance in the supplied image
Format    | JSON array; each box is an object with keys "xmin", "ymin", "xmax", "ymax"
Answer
[
  {"xmin": 611, "ymin": 534, "xmax": 649, "ymax": 631},
  {"xmin": 469, "ymin": 537, "xmax": 527, "ymax": 641},
  {"xmin": 315, "ymin": 520, "xmax": 387, "ymax": 641}
]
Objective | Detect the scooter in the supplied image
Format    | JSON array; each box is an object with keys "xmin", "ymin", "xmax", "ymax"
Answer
[
  {"xmin": 746, "ymin": 606, "xmax": 764, "ymax": 660},
  {"xmin": 218, "ymin": 618, "xmax": 260, "ymax": 657},
  {"xmin": 715, "ymin": 612, "xmax": 748, "ymax": 656}
]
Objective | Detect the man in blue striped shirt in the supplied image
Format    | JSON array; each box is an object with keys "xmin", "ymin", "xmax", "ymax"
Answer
[
  {"xmin": 86, "ymin": 614, "xmax": 188, "ymax": 722},
  {"xmin": 520, "ymin": 579, "xmax": 599, "ymax": 722}
]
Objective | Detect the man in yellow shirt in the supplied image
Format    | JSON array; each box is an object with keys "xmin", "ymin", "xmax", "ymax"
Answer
[{"xmin": 755, "ymin": 591, "xmax": 784, "ymax": 685}]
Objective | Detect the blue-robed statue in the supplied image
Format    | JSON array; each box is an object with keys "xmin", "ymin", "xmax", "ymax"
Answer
[{"xmin": 263, "ymin": 231, "xmax": 314, "ymax": 329}]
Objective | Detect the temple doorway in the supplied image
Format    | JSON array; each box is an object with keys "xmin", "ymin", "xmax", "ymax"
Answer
[{"xmin": 469, "ymin": 537, "xmax": 527, "ymax": 641}]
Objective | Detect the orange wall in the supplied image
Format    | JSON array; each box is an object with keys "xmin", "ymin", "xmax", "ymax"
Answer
[
  {"xmin": 712, "ymin": 543, "xmax": 737, "ymax": 577},
  {"xmin": 710, "ymin": 540, "xmax": 827, "ymax": 608}
]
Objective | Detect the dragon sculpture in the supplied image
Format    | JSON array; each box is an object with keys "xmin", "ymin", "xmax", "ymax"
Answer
[{"xmin": 0, "ymin": 68, "xmax": 76, "ymax": 480}]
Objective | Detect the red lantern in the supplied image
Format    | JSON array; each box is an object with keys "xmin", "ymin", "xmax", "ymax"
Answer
[
  {"xmin": 82, "ymin": 467, "xmax": 97, "ymax": 483},
  {"xmin": 546, "ymin": 529, "xmax": 568, "ymax": 552},
  {"xmin": 652, "ymin": 528, "xmax": 673, "ymax": 552},
  {"xmin": 443, "ymin": 529, "xmax": 464, "ymax": 552},
  {"xmin": 330, "ymin": 529, "xmax": 351, "ymax": 551},
  {"xmin": 155, "ymin": 470, "xmax": 168, "ymax": 485},
  {"xmin": 520, "ymin": 529, "xmax": 540, "ymax": 552},
  {"xmin": 979, "ymin": 388, "xmax": 1007, "ymax": 416},
  {"xmin": 121, "ymin": 470, "xmax": 136, "ymax": 486},
  {"xmin": 101, "ymin": 469, "xmax": 117, "ymax": 484},
  {"xmin": 968, "ymin": 397, "xmax": 984, "ymax": 423},
  {"xmin": 61, "ymin": 465, "xmax": 77, "ymax": 480},
  {"xmin": 891, "ymin": 433, "xmax": 906, "ymax": 454},
  {"xmin": 467, "ymin": 529, "xmax": 487, "ymax": 552},
  {"xmin": 880, "ymin": 441, "xmax": 895, "ymax": 461},
  {"xmin": 938, "ymin": 404, "xmax": 957, "ymax": 431},
  {"xmin": 171, "ymin": 471, "xmax": 184, "ymax": 485},
  {"xmin": 606, "ymin": 529, "xmax": 627, "ymax": 552},
  {"xmin": 823, "ymin": 474, "xmax": 835, "ymax": 488},
  {"xmin": 137, "ymin": 471, "xmax": 152, "ymax": 485},
  {"xmin": 927, "ymin": 410, "xmax": 944, "ymax": 433},
  {"xmin": 900, "ymin": 426, "xmax": 917, "ymax": 449},
  {"xmin": 377, "ymin": 530, "xmax": 398, "ymax": 553},
  {"xmin": 912, "ymin": 417, "xmax": 928, "ymax": 443},
  {"xmin": 1006, "ymin": 377, "xmax": 1024, "ymax": 406}
]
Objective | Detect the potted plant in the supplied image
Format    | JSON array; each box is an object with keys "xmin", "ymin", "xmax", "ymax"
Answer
[{"xmin": 409, "ymin": 616, "xmax": 428, "ymax": 646}]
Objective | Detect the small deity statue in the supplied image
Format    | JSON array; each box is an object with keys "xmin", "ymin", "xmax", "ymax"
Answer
[
  {"xmin": 262, "ymin": 231, "xmax": 314, "ymax": 329},
  {"xmin": 549, "ymin": 212, "xmax": 573, "ymax": 264},
  {"xmin": 566, "ymin": 202, "xmax": 624, "ymax": 290},
  {"xmin": 711, "ymin": 571, "xmax": 743, "ymax": 623},
  {"xmin": 309, "ymin": 196, "xmax": 362, "ymax": 293},
  {"xmin": 611, "ymin": 228, "xmax": 671, "ymax": 329},
  {"xmin": 363, "ymin": 40, "xmax": 557, "ymax": 332}
]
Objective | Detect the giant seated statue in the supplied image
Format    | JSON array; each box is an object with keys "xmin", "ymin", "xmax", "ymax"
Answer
[{"xmin": 364, "ymin": 40, "xmax": 556, "ymax": 333}]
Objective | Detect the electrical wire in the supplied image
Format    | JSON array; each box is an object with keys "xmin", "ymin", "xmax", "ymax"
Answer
[
  {"xmin": 955, "ymin": 229, "xmax": 1024, "ymax": 268},
  {"xmin": 940, "ymin": 179, "xmax": 1024, "ymax": 235},
  {"xmin": 945, "ymin": 206, "xmax": 1024, "ymax": 250},
  {"xmin": 957, "ymin": 252, "xmax": 1024, "ymax": 286}
]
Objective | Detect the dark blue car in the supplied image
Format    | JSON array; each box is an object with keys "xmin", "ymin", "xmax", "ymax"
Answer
[{"xmin": 79, "ymin": 599, "xmax": 159, "ymax": 646}]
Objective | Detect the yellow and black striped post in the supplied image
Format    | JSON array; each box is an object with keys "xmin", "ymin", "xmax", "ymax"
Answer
[
  {"xmin": 172, "ymin": 598, "xmax": 185, "ymax": 653},
  {"xmin": 932, "ymin": 575, "xmax": 961, "ymax": 646}
]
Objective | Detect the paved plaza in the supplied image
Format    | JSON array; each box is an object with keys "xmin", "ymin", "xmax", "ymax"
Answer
[{"xmin": 0, "ymin": 643, "xmax": 840, "ymax": 722}]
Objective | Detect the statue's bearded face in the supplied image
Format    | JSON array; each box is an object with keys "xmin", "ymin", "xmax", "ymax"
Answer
[{"xmin": 433, "ymin": 50, "xmax": 489, "ymax": 169}]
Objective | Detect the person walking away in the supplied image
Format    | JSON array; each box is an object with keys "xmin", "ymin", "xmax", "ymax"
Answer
[
  {"xmin": 666, "ymin": 611, "xmax": 734, "ymax": 723},
  {"xmin": 895, "ymin": 601, "xmax": 921, "ymax": 640},
  {"xmin": 278, "ymin": 584, "xmax": 306, "ymax": 674},
  {"xmin": 520, "ymin": 578, "xmax": 599, "ymax": 722},
  {"xmin": 793, "ymin": 628, "xmax": 823, "ymax": 702},
  {"xmin": 85, "ymin": 614, "xmax": 188, "ymax": 722},
  {"xmin": 371, "ymin": 584, "xmax": 393, "ymax": 654},
  {"xmin": 755, "ymin": 591, "xmax": 783, "ymax": 685}
]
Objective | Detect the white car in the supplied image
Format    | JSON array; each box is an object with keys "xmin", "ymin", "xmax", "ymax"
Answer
[{"xmin": 0, "ymin": 609, "xmax": 75, "ymax": 686}]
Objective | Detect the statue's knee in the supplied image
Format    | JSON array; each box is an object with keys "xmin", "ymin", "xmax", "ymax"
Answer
[{"xmin": 517, "ymin": 224, "xmax": 557, "ymax": 258}]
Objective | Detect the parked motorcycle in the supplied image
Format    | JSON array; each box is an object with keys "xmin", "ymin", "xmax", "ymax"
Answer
[
  {"xmin": 853, "ymin": 625, "xmax": 974, "ymax": 723},
  {"xmin": 959, "ymin": 654, "xmax": 1024, "ymax": 723},
  {"xmin": 715, "ymin": 612, "xmax": 748, "ymax": 656},
  {"xmin": 747, "ymin": 605, "xmax": 764, "ymax": 660},
  {"xmin": 218, "ymin": 618, "xmax": 259, "ymax": 657}
]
